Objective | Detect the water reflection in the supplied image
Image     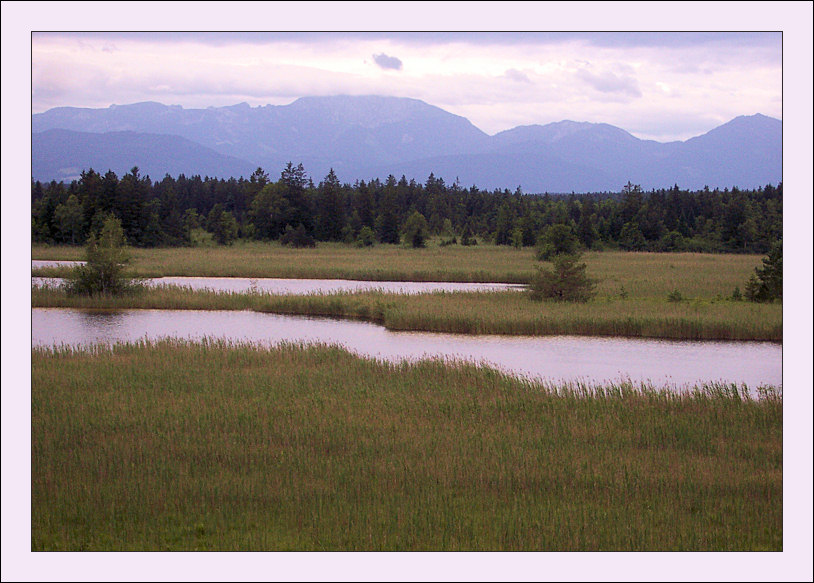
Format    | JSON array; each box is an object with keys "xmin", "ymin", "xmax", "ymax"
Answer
[
  {"xmin": 32, "ymin": 308, "xmax": 782, "ymax": 391},
  {"xmin": 32, "ymin": 275, "xmax": 523, "ymax": 295},
  {"xmin": 151, "ymin": 276, "xmax": 523, "ymax": 295},
  {"xmin": 32, "ymin": 260, "xmax": 85, "ymax": 268},
  {"xmin": 77, "ymin": 310, "xmax": 129, "ymax": 345}
]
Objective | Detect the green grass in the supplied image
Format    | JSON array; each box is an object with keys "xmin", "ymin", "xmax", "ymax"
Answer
[
  {"xmin": 32, "ymin": 244, "xmax": 781, "ymax": 341},
  {"xmin": 32, "ymin": 242, "xmax": 771, "ymax": 297},
  {"xmin": 31, "ymin": 340, "xmax": 782, "ymax": 551},
  {"xmin": 31, "ymin": 283, "xmax": 782, "ymax": 341},
  {"xmin": 32, "ymin": 241, "xmax": 533, "ymax": 282}
]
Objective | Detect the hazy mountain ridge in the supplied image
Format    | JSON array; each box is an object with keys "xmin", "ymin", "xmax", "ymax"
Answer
[
  {"xmin": 32, "ymin": 97, "xmax": 781, "ymax": 192},
  {"xmin": 32, "ymin": 129, "xmax": 258, "ymax": 183}
]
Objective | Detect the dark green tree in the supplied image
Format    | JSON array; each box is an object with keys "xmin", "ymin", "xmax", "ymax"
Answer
[
  {"xmin": 355, "ymin": 225, "xmax": 376, "ymax": 247},
  {"xmin": 280, "ymin": 223, "xmax": 316, "ymax": 248},
  {"xmin": 618, "ymin": 221, "xmax": 647, "ymax": 251},
  {"xmin": 576, "ymin": 203, "xmax": 599, "ymax": 249},
  {"xmin": 529, "ymin": 253, "xmax": 596, "ymax": 302},
  {"xmin": 460, "ymin": 221, "xmax": 477, "ymax": 246},
  {"xmin": 745, "ymin": 241, "xmax": 782, "ymax": 302},
  {"xmin": 280, "ymin": 162, "xmax": 313, "ymax": 233},
  {"xmin": 316, "ymin": 169, "xmax": 345, "ymax": 241},
  {"xmin": 249, "ymin": 182, "xmax": 293, "ymax": 240},
  {"xmin": 375, "ymin": 178, "xmax": 401, "ymax": 244},
  {"xmin": 401, "ymin": 211, "xmax": 430, "ymax": 248},
  {"xmin": 54, "ymin": 194, "xmax": 84, "ymax": 245},
  {"xmin": 63, "ymin": 216, "xmax": 141, "ymax": 296},
  {"xmin": 535, "ymin": 224, "xmax": 580, "ymax": 261},
  {"xmin": 494, "ymin": 202, "xmax": 514, "ymax": 246}
]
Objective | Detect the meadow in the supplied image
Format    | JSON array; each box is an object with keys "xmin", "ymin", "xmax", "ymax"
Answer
[
  {"xmin": 30, "ymin": 242, "xmax": 783, "ymax": 551},
  {"xmin": 32, "ymin": 241, "xmax": 769, "ymax": 295},
  {"xmin": 31, "ymin": 243, "xmax": 782, "ymax": 341},
  {"xmin": 31, "ymin": 340, "xmax": 782, "ymax": 552},
  {"xmin": 32, "ymin": 285, "xmax": 782, "ymax": 341}
]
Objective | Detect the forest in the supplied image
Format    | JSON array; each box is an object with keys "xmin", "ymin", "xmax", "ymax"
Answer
[{"xmin": 31, "ymin": 162, "xmax": 782, "ymax": 254}]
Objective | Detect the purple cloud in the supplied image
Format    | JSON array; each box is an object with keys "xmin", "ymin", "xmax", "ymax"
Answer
[
  {"xmin": 373, "ymin": 53, "xmax": 403, "ymax": 71},
  {"xmin": 576, "ymin": 68, "xmax": 641, "ymax": 98}
]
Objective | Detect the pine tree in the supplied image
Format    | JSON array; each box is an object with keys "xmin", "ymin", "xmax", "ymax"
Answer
[
  {"xmin": 745, "ymin": 241, "xmax": 782, "ymax": 302},
  {"xmin": 529, "ymin": 253, "xmax": 596, "ymax": 302}
]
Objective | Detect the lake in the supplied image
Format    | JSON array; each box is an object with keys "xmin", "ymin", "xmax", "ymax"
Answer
[
  {"xmin": 32, "ymin": 308, "xmax": 782, "ymax": 392},
  {"xmin": 32, "ymin": 272, "xmax": 523, "ymax": 296}
]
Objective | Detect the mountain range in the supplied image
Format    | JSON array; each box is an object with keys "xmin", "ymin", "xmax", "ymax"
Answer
[{"xmin": 32, "ymin": 95, "xmax": 782, "ymax": 193}]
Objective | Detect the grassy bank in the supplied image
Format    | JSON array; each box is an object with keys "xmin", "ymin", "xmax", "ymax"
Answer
[
  {"xmin": 31, "ymin": 244, "xmax": 781, "ymax": 341},
  {"xmin": 32, "ymin": 340, "xmax": 782, "ymax": 551},
  {"xmin": 32, "ymin": 243, "xmax": 769, "ymax": 297},
  {"xmin": 31, "ymin": 284, "xmax": 782, "ymax": 341}
]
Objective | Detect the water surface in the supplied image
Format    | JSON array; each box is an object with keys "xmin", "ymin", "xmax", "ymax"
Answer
[
  {"xmin": 32, "ymin": 273, "xmax": 523, "ymax": 295},
  {"xmin": 32, "ymin": 308, "xmax": 782, "ymax": 391}
]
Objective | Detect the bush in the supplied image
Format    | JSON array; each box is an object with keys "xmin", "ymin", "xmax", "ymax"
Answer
[
  {"xmin": 745, "ymin": 241, "xmax": 782, "ymax": 302},
  {"xmin": 460, "ymin": 228, "xmax": 477, "ymax": 246},
  {"xmin": 355, "ymin": 226, "xmax": 376, "ymax": 247},
  {"xmin": 63, "ymin": 216, "xmax": 142, "ymax": 296},
  {"xmin": 535, "ymin": 224, "xmax": 580, "ymax": 261},
  {"xmin": 667, "ymin": 289, "xmax": 684, "ymax": 302},
  {"xmin": 529, "ymin": 253, "xmax": 596, "ymax": 302},
  {"xmin": 281, "ymin": 224, "xmax": 316, "ymax": 248},
  {"xmin": 188, "ymin": 227, "xmax": 215, "ymax": 247},
  {"xmin": 401, "ymin": 211, "xmax": 430, "ymax": 248},
  {"xmin": 439, "ymin": 236, "xmax": 458, "ymax": 247}
]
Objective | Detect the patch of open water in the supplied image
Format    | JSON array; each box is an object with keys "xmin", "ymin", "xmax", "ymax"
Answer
[{"xmin": 32, "ymin": 308, "xmax": 782, "ymax": 392}]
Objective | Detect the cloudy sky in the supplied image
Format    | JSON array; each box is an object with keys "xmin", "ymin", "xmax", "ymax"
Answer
[{"xmin": 29, "ymin": 30, "xmax": 782, "ymax": 142}]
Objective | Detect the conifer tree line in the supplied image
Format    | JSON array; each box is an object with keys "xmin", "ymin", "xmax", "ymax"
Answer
[{"xmin": 32, "ymin": 163, "xmax": 782, "ymax": 254}]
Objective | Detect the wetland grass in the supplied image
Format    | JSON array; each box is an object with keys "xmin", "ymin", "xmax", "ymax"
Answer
[
  {"xmin": 33, "ymin": 244, "xmax": 781, "ymax": 341},
  {"xmin": 32, "ymin": 283, "xmax": 782, "ymax": 341},
  {"xmin": 33, "ymin": 243, "xmax": 770, "ymax": 296},
  {"xmin": 32, "ymin": 340, "xmax": 782, "ymax": 551}
]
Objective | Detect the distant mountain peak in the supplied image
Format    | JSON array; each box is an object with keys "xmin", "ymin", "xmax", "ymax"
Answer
[{"xmin": 31, "ymin": 97, "xmax": 781, "ymax": 192}]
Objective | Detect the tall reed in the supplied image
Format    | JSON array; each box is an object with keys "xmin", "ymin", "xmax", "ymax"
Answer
[
  {"xmin": 33, "ymin": 244, "xmax": 769, "ymax": 297},
  {"xmin": 32, "ymin": 284, "xmax": 783, "ymax": 341},
  {"xmin": 31, "ymin": 340, "xmax": 782, "ymax": 551}
]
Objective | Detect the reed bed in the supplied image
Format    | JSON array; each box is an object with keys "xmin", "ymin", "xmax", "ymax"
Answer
[
  {"xmin": 33, "ymin": 243, "xmax": 767, "ymax": 297},
  {"xmin": 31, "ymin": 340, "xmax": 782, "ymax": 551},
  {"xmin": 32, "ymin": 242, "xmax": 533, "ymax": 283},
  {"xmin": 32, "ymin": 284, "xmax": 782, "ymax": 341}
]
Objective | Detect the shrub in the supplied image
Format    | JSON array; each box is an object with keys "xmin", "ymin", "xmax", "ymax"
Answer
[
  {"xmin": 529, "ymin": 253, "xmax": 596, "ymax": 302},
  {"xmin": 535, "ymin": 224, "xmax": 580, "ymax": 261},
  {"xmin": 401, "ymin": 211, "xmax": 430, "ymax": 248},
  {"xmin": 281, "ymin": 224, "xmax": 316, "ymax": 248},
  {"xmin": 188, "ymin": 227, "xmax": 215, "ymax": 247},
  {"xmin": 355, "ymin": 226, "xmax": 376, "ymax": 247},
  {"xmin": 667, "ymin": 289, "xmax": 683, "ymax": 302},
  {"xmin": 745, "ymin": 241, "xmax": 782, "ymax": 302},
  {"xmin": 63, "ymin": 216, "xmax": 142, "ymax": 296},
  {"xmin": 460, "ymin": 223, "xmax": 477, "ymax": 246},
  {"xmin": 439, "ymin": 236, "xmax": 458, "ymax": 247}
]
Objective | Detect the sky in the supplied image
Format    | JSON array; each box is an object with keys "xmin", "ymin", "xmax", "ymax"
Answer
[{"xmin": 29, "ymin": 29, "xmax": 783, "ymax": 142}]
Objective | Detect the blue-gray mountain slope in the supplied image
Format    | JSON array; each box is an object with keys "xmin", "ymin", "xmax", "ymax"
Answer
[
  {"xmin": 32, "ymin": 96, "xmax": 781, "ymax": 192},
  {"xmin": 32, "ymin": 129, "xmax": 257, "ymax": 183}
]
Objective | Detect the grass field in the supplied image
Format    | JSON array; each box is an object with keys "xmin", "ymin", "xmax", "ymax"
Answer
[
  {"xmin": 31, "ymin": 340, "xmax": 782, "ymax": 552},
  {"xmin": 31, "ymin": 243, "xmax": 782, "ymax": 341},
  {"xmin": 32, "ymin": 241, "xmax": 770, "ymax": 297},
  {"xmin": 32, "ymin": 284, "xmax": 782, "ymax": 342}
]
